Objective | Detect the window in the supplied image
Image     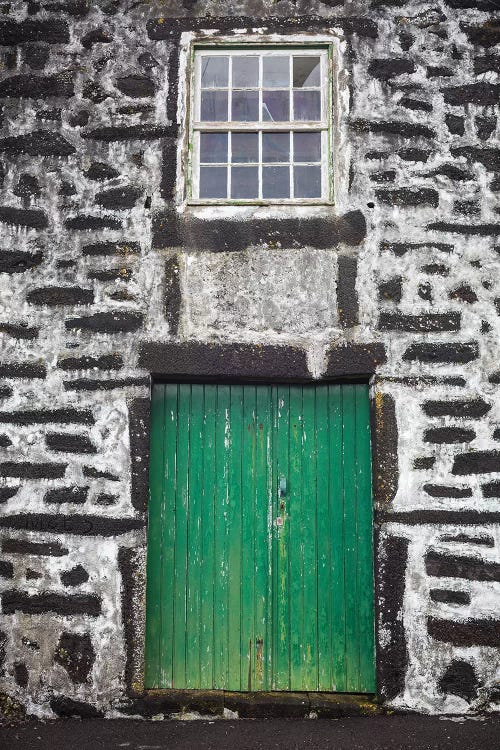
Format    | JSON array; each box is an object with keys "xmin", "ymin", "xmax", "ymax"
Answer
[{"xmin": 188, "ymin": 46, "xmax": 332, "ymax": 204}]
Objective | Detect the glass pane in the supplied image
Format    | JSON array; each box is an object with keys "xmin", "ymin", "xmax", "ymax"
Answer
[
  {"xmin": 293, "ymin": 132, "xmax": 321, "ymax": 162},
  {"xmin": 232, "ymin": 91, "xmax": 259, "ymax": 121},
  {"xmin": 201, "ymin": 56, "xmax": 229, "ymax": 87},
  {"xmin": 263, "ymin": 166, "xmax": 290, "ymax": 198},
  {"xmin": 294, "ymin": 165, "xmax": 321, "ymax": 198},
  {"xmin": 200, "ymin": 132, "xmax": 228, "ymax": 163},
  {"xmin": 262, "ymin": 132, "xmax": 289, "ymax": 163},
  {"xmin": 200, "ymin": 91, "xmax": 228, "ymax": 121},
  {"xmin": 293, "ymin": 90, "xmax": 321, "ymax": 121},
  {"xmin": 262, "ymin": 91, "xmax": 290, "ymax": 122},
  {"xmin": 231, "ymin": 166, "xmax": 258, "ymax": 199},
  {"xmin": 293, "ymin": 57, "xmax": 320, "ymax": 88},
  {"xmin": 263, "ymin": 56, "xmax": 289, "ymax": 87},
  {"xmin": 233, "ymin": 56, "xmax": 259, "ymax": 88},
  {"xmin": 232, "ymin": 132, "xmax": 258, "ymax": 163},
  {"xmin": 199, "ymin": 167, "xmax": 227, "ymax": 198}
]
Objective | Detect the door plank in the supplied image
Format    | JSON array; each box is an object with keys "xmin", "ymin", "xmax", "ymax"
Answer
[{"xmin": 200, "ymin": 385, "xmax": 216, "ymax": 689}]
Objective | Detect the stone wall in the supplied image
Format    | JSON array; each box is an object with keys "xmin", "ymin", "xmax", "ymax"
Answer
[{"xmin": 0, "ymin": 0, "xmax": 499, "ymax": 718}]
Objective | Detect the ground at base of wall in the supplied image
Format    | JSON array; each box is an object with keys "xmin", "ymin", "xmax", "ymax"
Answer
[{"xmin": 1, "ymin": 716, "xmax": 500, "ymax": 750}]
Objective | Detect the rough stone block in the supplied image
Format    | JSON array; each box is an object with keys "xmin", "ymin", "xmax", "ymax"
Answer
[
  {"xmin": 423, "ymin": 427, "xmax": 476, "ymax": 443},
  {"xmin": 44, "ymin": 487, "xmax": 89, "ymax": 503},
  {"xmin": 0, "ymin": 73, "xmax": 73, "ymax": 99},
  {"xmin": 27, "ymin": 286, "xmax": 94, "ymax": 306},
  {"xmin": 65, "ymin": 311, "xmax": 143, "ymax": 334},
  {"xmin": 452, "ymin": 450, "xmax": 500, "ymax": 475},
  {"xmin": 368, "ymin": 58, "xmax": 415, "ymax": 79},
  {"xmin": 402, "ymin": 342, "xmax": 479, "ymax": 363},
  {"xmin": 60, "ymin": 564, "xmax": 89, "ymax": 587},
  {"xmin": 2, "ymin": 539, "xmax": 68, "ymax": 556},
  {"xmin": 0, "ymin": 19, "xmax": 69, "ymax": 45},
  {"xmin": 379, "ymin": 312, "xmax": 460, "ymax": 332},
  {"xmin": 54, "ymin": 633, "xmax": 95, "ymax": 683},
  {"xmin": 95, "ymin": 186, "xmax": 142, "ymax": 209},
  {"xmin": 0, "ymin": 207, "xmax": 48, "ymax": 228},
  {"xmin": 375, "ymin": 188, "xmax": 439, "ymax": 207},
  {"xmin": 46, "ymin": 433, "xmax": 96, "ymax": 454},
  {"xmin": 0, "ymin": 131, "xmax": 75, "ymax": 157},
  {"xmin": 115, "ymin": 75, "xmax": 155, "ymax": 98},
  {"xmin": 0, "ymin": 362, "xmax": 46, "ymax": 378},
  {"xmin": 0, "ymin": 462, "xmax": 66, "ymax": 478},
  {"xmin": 0, "ymin": 408, "xmax": 94, "ymax": 425},
  {"xmin": 64, "ymin": 215, "xmax": 122, "ymax": 230}
]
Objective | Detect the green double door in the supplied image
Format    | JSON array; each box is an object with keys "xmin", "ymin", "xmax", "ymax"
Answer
[{"xmin": 145, "ymin": 383, "xmax": 375, "ymax": 693}]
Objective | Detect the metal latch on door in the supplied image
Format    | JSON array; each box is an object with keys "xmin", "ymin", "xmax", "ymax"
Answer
[{"xmin": 275, "ymin": 476, "xmax": 287, "ymax": 527}]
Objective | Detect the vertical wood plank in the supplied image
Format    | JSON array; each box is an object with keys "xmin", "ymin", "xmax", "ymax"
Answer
[
  {"xmin": 315, "ymin": 385, "xmax": 330, "ymax": 690},
  {"xmin": 213, "ymin": 385, "xmax": 230, "ymax": 688},
  {"xmin": 301, "ymin": 386, "xmax": 318, "ymax": 689},
  {"xmin": 288, "ymin": 386, "xmax": 304, "ymax": 690},
  {"xmin": 144, "ymin": 383, "xmax": 165, "ymax": 688},
  {"xmin": 185, "ymin": 385, "xmax": 204, "ymax": 687},
  {"xmin": 159, "ymin": 383, "xmax": 178, "ymax": 688},
  {"xmin": 273, "ymin": 384, "xmax": 290, "ymax": 690},
  {"xmin": 342, "ymin": 384, "xmax": 360, "ymax": 692},
  {"xmin": 329, "ymin": 384, "xmax": 346, "ymax": 691},
  {"xmin": 355, "ymin": 386, "xmax": 376, "ymax": 692},
  {"xmin": 200, "ymin": 385, "xmax": 216, "ymax": 688},
  {"xmin": 255, "ymin": 385, "xmax": 272, "ymax": 691},
  {"xmin": 241, "ymin": 386, "xmax": 256, "ymax": 690},
  {"xmin": 227, "ymin": 385, "xmax": 243, "ymax": 689}
]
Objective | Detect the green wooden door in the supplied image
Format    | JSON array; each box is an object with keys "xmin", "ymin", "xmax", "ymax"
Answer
[{"xmin": 145, "ymin": 383, "xmax": 375, "ymax": 693}]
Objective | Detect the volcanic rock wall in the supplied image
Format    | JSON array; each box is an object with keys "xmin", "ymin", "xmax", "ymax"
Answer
[{"xmin": 0, "ymin": 0, "xmax": 499, "ymax": 718}]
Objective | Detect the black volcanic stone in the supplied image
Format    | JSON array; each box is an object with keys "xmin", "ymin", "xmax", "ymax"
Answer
[
  {"xmin": 61, "ymin": 564, "xmax": 89, "ymax": 587},
  {"xmin": 2, "ymin": 591, "xmax": 101, "ymax": 616},
  {"xmin": 81, "ymin": 28, "xmax": 113, "ymax": 49},
  {"xmin": 0, "ymin": 362, "xmax": 46, "ymax": 378},
  {"xmin": 461, "ymin": 21, "xmax": 500, "ymax": 49},
  {"xmin": 50, "ymin": 697, "xmax": 103, "ymax": 719},
  {"xmin": 375, "ymin": 188, "xmax": 439, "ymax": 207},
  {"xmin": 0, "ymin": 73, "xmax": 73, "ymax": 99},
  {"xmin": 46, "ymin": 433, "xmax": 96, "ymax": 454},
  {"xmin": 84, "ymin": 162, "xmax": 120, "ymax": 181},
  {"xmin": 428, "ymin": 618, "xmax": 500, "ymax": 647},
  {"xmin": 0, "ymin": 560, "xmax": 14, "ymax": 579},
  {"xmin": 0, "ymin": 408, "xmax": 94, "ymax": 425},
  {"xmin": 422, "ymin": 399, "xmax": 491, "ymax": 418},
  {"xmin": 424, "ymin": 485, "xmax": 472, "ymax": 498},
  {"xmin": 27, "ymin": 287, "xmax": 94, "ymax": 306},
  {"xmin": 426, "ymin": 550, "xmax": 500, "ymax": 582},
  {"xmin": 451, "ymin": 147, "xmax": 500, "ymax": 172},
  {"xmin": 55, "ymin": 632, "xmax": 95, "ymax": 683},
  {"xmin": 0, "ymin": 462, "xmax": 66, "ymax": 478},
  {"xmin": 82, "ymin": 125, "xmax": 175, "ymax": 141},
  {"xmin": 14, "ymin": 662, "xmax": 29, "ymax": 688},
  {"xmin": 115, "ymin": 75, "xmax": 155, "ymax": 98},
  {"xmin": 64, "ymin": 215, "xmax": 122, "ymax": 230},
  {"xmin": 439, "ymin": 660, "xmax": 478, "ymax": 703},
  {"xmin": 378, "ymin": 313, "xmax": 460, "ymax": 332},
  {"xmin": 452, "ymin": 451, "xmax": 500, "ymax": 475},
  {"xmin": 44, "ymin": 486, "xmax": 89, "ymax": 504},
  {"xmin": 95, "ymin": 186, "xmax": 142, "ymax": 209},
  {"xmin": 445, "ymin": 114, "xmax": 465, "ymax": 135},
  {"xmin": 65, "ymin": 311, "xmax": 143, "ymax": 334},
  {"xmin": 402, "ymin": 342, "xmax": 479, "ymax": 363},
  {"xmin": 2, "ymin": 539, "xmax": 68, "ymax": 556},
  {"xmin": 443, "ymin": 83, "xmax": 500, "ymax": 106},
  {"xmin": 83, "ymin": 466, "xmax": 119, "ymax": 481},
  {"xmin": 0, "ymin": 19, "xmax": 69, "ymax": 45},
  {"xmin": 82, "ymin": 241, "xmax": 140, "ymax": 256},
  {"xmin": 0, "ymin": 324, "xmax": 39, "ymax": 340},
  {"xmin": 23, "ymin": 43, "xmax": 50, "ymax": 69},
  {"xmin": 0, "ymin": 131, "xmax": 75, "ymax": 157},
  {"xmin": 368, "ymin": 58, "xmax": 415, "ymax": 80},
  {"xmin": 0, "ymin": 207, "xmax": 47, "ymax": 228},
  {"xmin": 430, "ymin": 590, "xmax": 470, "ymax": 605},
  {"xmin": 424, "ymin": 427, "xmax": 476, "ymax": 444},
  {"xmin": 14, "ymin": 174, "xmax": 41, "ymax": 200},
  {"xmin": 351, "ymin": 119, "xmax": 435, "ymax": 138},
  {"xmin": 58, "ymin": 354, "xmax": 123, "ymax": 371}
]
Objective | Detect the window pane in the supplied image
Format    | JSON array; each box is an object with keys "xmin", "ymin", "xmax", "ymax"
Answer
[
  {"xmin": 200, "ymin": 167, "xmax": 227, "ymax": 198},
  {"xmin": 232, "ymin": 91, "xmax": 259, "ymax": 121},
  {"xmin": 262, "ymin": 91, "xmax": 290, "ymax": 122},
  {"xmin": 263, "ymin": 166, "xmax": 290, "ymax": 198},
  {"xmin": 293, "ymin": 90, "xmax": 321, "ymax": 121},
  {"xmin": 293, "ymin": 57, "xmax": 320, "ymax": 88},
  {"xmin": 294, "ymin": 165, "xmax": 321, "ymax": 198},
  {"xmin": 233, "ymin": 56, "xmax": 259, "ymax": 88},
  {"xmin": 200, "ymin": 132, "xmax": 228, "ymax": 163},
  {"xmin": 262, "ymin": 132, "xmax": 289, "ymax": 163},
  {"xmin": 200, "ymin": 91, "xmax": 228, "ymax": 121},
  {"xmin": 231, "ymin": 166, "xmax": 258, "ymax": 198},
  {"xmin": 293, "ymin": 132, "xmax": 321, "ymax": 162},
  {"xmin": 232, "ymin": 132, "xmax": 258, "ymax": 163},
  {"xmin": 263, "ymin": 56, "xmax": 289, "ymax": 87},
  {"xmin": 201, "ymin": 56, "xmax": 229, "ymax": 87}
]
